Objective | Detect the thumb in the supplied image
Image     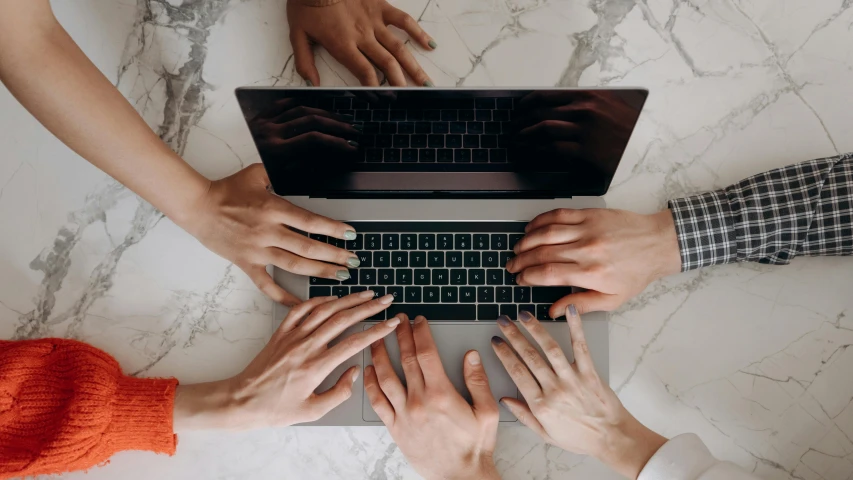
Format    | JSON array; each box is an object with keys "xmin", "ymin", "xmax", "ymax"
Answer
[
  {"xmin": 550, "ymin": 290, "xmax": 622, "ymax": 318},
  {"xmin": 307, "ymin": 366, "xmax": 359, "ymax": 422},
  {"xmin": 290, "ymin": 29, "xmax": 320, "ymax": 86},
  {"xmin": 463, "ymin": 350, "xmax": 499, "ymax": 419}
]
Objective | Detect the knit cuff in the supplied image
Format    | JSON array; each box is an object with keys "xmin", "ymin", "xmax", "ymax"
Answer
[
  {"xmin": 668, "ymin": 190, "xmax": 738, "ymax": 271},
  {"xmin": 104, "ymin": 376, "xmax": 179, "ymax": 456}
]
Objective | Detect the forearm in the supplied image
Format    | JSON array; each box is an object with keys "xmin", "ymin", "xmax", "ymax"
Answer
[{"xmin": 0, "ymin": 2, "xmax": 209, "ymax": 227}]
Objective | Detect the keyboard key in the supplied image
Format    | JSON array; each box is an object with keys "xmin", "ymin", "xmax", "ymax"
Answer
[
  {"xmin": 464, "ymin": 252, "xmax": 481, "ymax": 267},
  {"xmin": 442, "ymin": 287, "xmax": 458, "ymax": 303},
  {"xmin": 332, "ymin": 286, "xmax": 349, "ymax": 298},
  {"xmin": 392, "ymin": 252, "xmax": 408, "ymax": 267},
  {"xmin": 420, "ymin": 149, "xmax": 436, "ymax": 162},
  {"xmin": 309, "ymin": 286, "xmax": 331, "ymax": 297},
  {"xmin": 428, "ymin": 135, "xmax": 444, "ymax": 148},
  {"xmin": 386, "ymin": 304, "xmax": 475, "ymax": 321},
  {"xmin": 396, "ymin": 269, "xmax": 413, "ymax": 285},
  {"xmin": 472, "ymin": 149, "xmax": 489, "ymax": 163},
  {"xmin": 310, "ymin": 276, "xmax": 339, "ymax": 286},
  {"xmin": 478, "ymin": 304, "xmax": 499, "ymax": 320},
  {"xmin": 487, "ymin": 269, "xmax": 503, "ymax": 285},
  {"xmin": 500, "ymin": 251, "xmax": 515, "ymax": 267},
  {"xmin": 405, "ymin": 286, "xmax": 422, "ymax": 303},
  {"xmin": 372, "ymin": 287, "xmax": 387, "ymax": 299},
  {"xmin": 475, "ymin": 98, "xmax": 495, "ymax": 109},
  {"xmin": 346, "ymin": 234, "xmax": 363, "ymax": 250},
  {"xmin": 450, "ymin": 121, "xmax": 466, "ymax": 134},
  {"xmin": 461, "ymin": 287, "xmax": 476, "ymax": 303},
  {"xmin": 393, "ymin": 135, "xmax": 410, "ymax": 148},
  {"xmin": 441, "ymin": 110, "xmax": 457, "ymax": 121},
  {"xmin": 407, "ymin": 110, "xmax": 423, "ymax": 121},
  {"xmin": 411, "ymin": 134, "xmax": 427, "ymax": 148},
  {"xmin": 419, "ymin": 234, "xmax": 436, "ymax": 250},
  {"xmin": 447, "ymin": 251, "xmax": 463, "ymax": 267},
  {"xmin": 329, "ymin": 237, "xmax": 345, "ymax": 248},
  {"xmin": 383, "ymin": 234, "xmax": 399, "ymax": 250},
  {"xmin": 356, "ymin": 251, "xmax": 372, "ymax": 267},
  {"xmin": 473, "ymin": 234, "xmax": 489, "ymax": 250},
  {"xmin": 414, "ymin": 269, "xmax": 431, "ymax": 285},
  {"xmin": 433, "ymin": 122, "xmax": 449, "ymax": 134},
  {"xmin": 481, "ymin": 252, "xmax": 499, "ymax": 267},
  {"xmin": 450, "ymin": 269, "xmax": 467, "ymax": 285},
  {"xmin": 519, "ymin": 305, "xmax": 535, "ymax": 318},
  {"xmin": 388, "ymin": 286, "xmax": 404, "ymax": 302},
  {"xmin": 432, "ymin": 269, "xmax": 449, "ymax": 285},
  {"xmin": 496, "ymin": 98, "xmax": 513, "ymax": 109},
  {"xmin": 468, "ymin": 269, "xmax": 485, "ymax": 285},
  {"xmin": 458, "ymin": 109, "xmax": 474, "ymax": 121},
  {"xmin": 477, "ymin": 286, "xmax": 495, "ymax": 303},
  {"xmin": 381, "ymin": 122, "xmax": 397, "ymax": 134},
  {"xmin": 366, "ymin": 148, "xmax": 383, "ymax": 162},
  {"xmin": 401, "ymin": 234, "xmax": 417, "ymax": 250},
  {"xmin": 378, "ymin": 269, "xmax": 394, "ymax": 285},
  {"xmin": 463, "ymin": 136, "xmax": 479, "ymax": 149},
  {"xmin": 424, "ymin": 109, "xmax": 441, "ymax": 121},
  {"xmin": 504, "ymin": 270, "xmax": 516, "ymax": 285},
  {"xmin": 467, "ymin": 122, "xmax": 484, "ymax": 134},
  {"xmin": 402, "ymin": 149, "xmax": 419, "ymax": 162},
  {"xmin": 509, "ymin": 234, "xmax": 524, "ymax": 250},
  {"xmin": 398, "ymin": 122, "xmax": 415, "ymax": 134},
  {"xmin": 428, "ymin": 252, "xmax": 444, "ymax": 267},
  {"xmin": 490, "ymin": 149, "xmax": 507, "ymax": 162},
  {"xmin": 351, "ymin": 286, "xmax": 368, "ymax": 294},
  {"xmin": 309, "ymin": 233, "xmax": 328, "ymax": 243},
  {"xmin": 424, "ymin": 287, "xmax": 440, "ymax": 303},
  {"xmin": 363, "ymin": 122, "xmax": 380, "ymax": 134},
  {"xmin": 532, "ymin": 287, "xmax": 573, "ymax": 303},
  {"xmin": 372, "ymin": 110, "xmax": 389, "ymax": 121},
  {"xmin": 455, "ymin": 234, "xmax": 471, "ymax": 250},
  {"xmin": 343, "ymin": 268, "xmax": 358, "ymax": 285},
  {"xmin": 360, "ymin": 269, "xmax": 377, "ymax": 285},
  {"xmin": 500, "ymin": 304, "xmax": 518, "ymax": 320},
  {"xmin": 415, "ymin": 121, "xmax": 431, "ymax": 133},
  {"xmin": 410, "ymin": 251, "xmax": 427, "ymax": 267},
  {"xmin": 374, "ymin": 251, "xmax": 390, "ymax": 267},
  {"xmin": 438, "ymin": 234, "xmax": 453, "ymax": 249},
  {"xmin": 493, "ymin": 110, "xmax": 510, "ymax": 121},
  {"xmin": 481, "ymin": 134, "xmax": 498, "ymax": 148},
  {"xmin": 537, "ymin": 304, "xmax": 551, "ymax": 320},
  {"xmin": 384, "ymin": 148, "xmax": 401, "ymax": 162},
  {"xmin": 454, "ymin": 149, "xmax": 471, "ymax": 163},
  {"xmin": 491, "ymin": 234, "xmax": 508, "ymax": 250},
  {"xmin": 446, "ymin": 134, "xmax": 462, "ymax": 148},
  {"xmin": 484, "ymin": 122, "xmax": 501, "ymax": 134},
  {"xmin": 438, "ymin": 149, "xmax": 454, "ymax": 163},
  {"xmin": 390, "ymin": 110, "xmax": 406, "ymax": 121},
  {"xmin": 496, "ymin": 286, "xmax": 512, "ymax": 303},
  {"xmin": 476, "ymin": 110, "xmax": 491, "ymax": 121}
]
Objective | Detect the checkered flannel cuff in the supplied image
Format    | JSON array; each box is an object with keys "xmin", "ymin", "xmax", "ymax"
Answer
[{"xmin": 668, "ymin": 190, "xmax": 737, "ymax": 271}]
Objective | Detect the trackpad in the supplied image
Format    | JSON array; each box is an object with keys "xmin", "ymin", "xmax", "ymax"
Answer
[{"xmin": 362, "ymin": 323, "xmax": 519, "ymax": 422}]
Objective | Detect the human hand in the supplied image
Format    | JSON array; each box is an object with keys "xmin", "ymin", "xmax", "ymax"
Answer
[
  {"xmin": 492, "ymin": 308, "xmax": 667, "ymax": 479},
  {"xmin": 287, "ymin": 0, "xmax": 436, "ymax": 86},
  {"xmin": 173, "ymin": 291, "xmax": 401, "ymax": 430},
  {"xmin": 183, "ymin": 163, "xmax": 360, "ymax": 305},
  {"xmin": 506, "ymin": 208, "xmax": 681, "ymax": 316},
  {"xmin": 364, "ymin": 315, "xmax": 501, "ymax": 480}
]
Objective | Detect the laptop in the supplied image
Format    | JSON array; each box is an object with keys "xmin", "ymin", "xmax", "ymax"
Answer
[{"xmin": 235, "ymin": 87, "xmax": 648, "ymax": 425}]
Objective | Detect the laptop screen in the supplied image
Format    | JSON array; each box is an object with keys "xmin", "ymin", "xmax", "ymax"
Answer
[{"xmin": 236, "ymin": 88, "xmax": 647, "ymax": 198}]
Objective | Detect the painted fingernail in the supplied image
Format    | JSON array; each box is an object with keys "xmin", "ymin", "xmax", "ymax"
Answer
[
  {"xmin": 568, "ymin": 304, "xmax": 579, "ymax": 317},
  {"xmin": 468, "ymin": 351, "xmax": 481, "ymax": 365},
  {"xmin": 379, "ymin": 294, "xmax": 394, "ymax": 305},
  {"xmin": 351, "ymin": 123, "xmax": 364, "ymax": 132},
  {"xmin": 423, "ymin": 80, "xmax": 434, "ymax": 87},
  {"xmin": 347, "ymin": 257, "xmax": 361, "ymax": 268},
  {"xmin": 414, "ymin": 315, "xmax": 425, "ymax": 324},
  {"xmin": 496, "ymin": 315, "xmax": 511, "ymax": 327},
  {"xmin": 491, "ymin": 336, "xmax": 505, "ymax": 345},
  {"xmin": 306, "ymin": 79, "xmax": 314, "ymax": 86},
  {"xmin": 351, "ymin": 369, "xmax": 359, "ymax": 383},
  {"xmin": 347, "ymin": 140, "xmax": 359, "ymax": 147},
  {"xmin": 428, "ymin": 39, "xmax": 437, "ymax": 49},
  {"xmin": 386, "ymin": 317, "xmax": 401, "ymax": 327},
  {"xmin": 519, "ymin": 310, "xmax": 535, "ymax": 323},
  {"xmin": 343, "ymin": 230, "xmax": 357, "ymax": 240},
  {"xmin": 336, "ymin": 270, "xmax": 351, "ymax": 280},
  {"xmin": 360, "ymin": 289, "xmax": 375, "ymax": 298}
]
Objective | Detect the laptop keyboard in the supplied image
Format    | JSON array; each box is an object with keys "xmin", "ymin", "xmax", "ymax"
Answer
[
  {"xmin": 308, "ymin": 222, "xmax": 571, "ymax": 322},
  {"xmin": 321, "ymin": 96, "xmax": 512, "ymax": 164}
]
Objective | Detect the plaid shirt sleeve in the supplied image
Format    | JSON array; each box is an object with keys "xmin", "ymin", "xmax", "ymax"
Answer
[{"xmin": 668, "ymin": 152, "xmax": 853, "ymax": 271}]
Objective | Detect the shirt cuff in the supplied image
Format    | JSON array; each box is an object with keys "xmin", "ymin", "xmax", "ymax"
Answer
[
  {"xmin": 103, "ymin": 376, "xmax": 179, "ymax": 456},
  {"xmin": 638, "ymin": 434, "xmax": 718, "ymax": 480},
  {"xmin": 668, "ymin": 190, "xmax": 738, "ymax": 271}
]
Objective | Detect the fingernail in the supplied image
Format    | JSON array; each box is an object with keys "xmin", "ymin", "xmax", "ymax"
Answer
[
  {"xmin": 336, "ymin": 270, "xmax": 351, "ymax": 280},
  {"xmin": 365, "ymin": 365, "xmax": 374, "ymax": 376},
  {"xmin": 423, "ymin": 80, "xmax": 434, "ymax": 87},
  {"xmin": 491, "ymin": 336, "xmax": 504, "ymax": 345},
  {"xmin": 568, "ymin": 304, "xmax": 579, "ymax": 317},
  {"xmin": 468, "ymin": 351, "xmax": 481, "ymax": 365},
  {"xmin": 386, "ymin": 317, "xmax": 401, "ymax": 327},
  {"xmin": 428, "ymin": 39, "xmax": 437, "ymax": 49},
  {"xmin": 343, "ymin": 230, "xmax": 357, "ymax": 240},
  {"xmin": 414, "ymin": 315, "xmax": 425, "ymax": 324},
  {"xmin": 519, "ymin": 310, "xmax": 534, "ymax": 323},
  {"xmin": 371, "ymin": 340, "xmax": 381, "ymax": 349},
  {"xmin": 360, "ymin": 289, "xmax": 375, "ymax": 298},
  {"xmin": 347, "ymin": 257, "xmax": 361, "ymax": 268},
  {"xmin": 347, "ymin": 140, "xmax": 359, "ymax": 147},
  {"xmin": 306, "ymin": 79, "xmax": 314, "ymax": 86},
  {"xmin": 351, "ymin": 369, "xmax": 359, "ymax": 383},
  {"xmin": 379, "ymin": 294, "xmax": 394, "ymax": 305},
  {"xmin": 352, "ymin": 123, "xmax": 364, "ymax": 132},
  {"xmin": 499, "ymin": 399, "xmax": 509, "ymax": 410},
  {"xmin": 496, "ymin": 315, "xmax": 511, "ymax": 327}
]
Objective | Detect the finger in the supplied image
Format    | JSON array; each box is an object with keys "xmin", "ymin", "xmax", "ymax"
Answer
[
  {"xmin": 306, "ymin": 366, "xmax": 359, "ymax": 421},
  {"xmin": 383, "ymin": 5, "xmax": 435, "ymax": 51},
  {"xmin": 506, "ymin": 245, "xmax": 577, "ymax": 274},
  {"xmin": 395, "ymin": 314, "xmax": 425, "ymax": 393},
  {"xmin": 327, "ymin": 44, "xmax": 380, "ymax": 86},
  {"xmin": 364, "ymin": 365, "xmax": 395, "ymax": 425},
  {"xmin": 311, "ymin": 294, "xmax": 396, "ymax": 345},
  {"xmin": 290, "ymin": 29, "xmax": 320, "ymax": 86},
  {"xmin": 272, "ymin": 114, "xmax": 360, "ymax": 140},
  {"xmin": 277, "ymin": 295, "xmax": 339, "ymax": 335},
  {"xmin": 321, "ymin": 316, "xmax": 401, "ymax": 374},
  {"xmin": 495, "ymin": 315, "xmax": 557, "ymax": 386},
  {"xmin": 565, "ymin": 304, "xmax": 596, "ymax": 378},
  {"xmin": 515, "ymin": 263, "xmax": 587, "ymax": 287},
  {"xmin": 411, "ymin": 316, "xmax": 451, "ymax": 387},
  {"xmin": 463, "ymin": 350, "xmax": 499, "ymax": 420},
  {"xmin": 270, "ymin": 105, "xmax": 351, "ymax": 125},
  {"xmin": 517, "ymin": 120, "xmax": 583, "ymax": 142},
  {"xmin": 490, "ymin": 335, "xmax": 542, "ymax": 401},
  {"xmin": 274, "ymin": 131, "xmax": 358, "ymax": 156},
  {"xmin": 246, "ymin": 264, "xmax": 301, "ymax": 306},
  {"xmin": 370, "ymin": 333, "xmax": 406, "ymax": 408},
  {"xmin": 271, "ymin": 197, "xmax": 356, "ymax": 241},
  {"xmin": 359, "ymin": 38, "xmax": 406, "ymax": 86},
  {"xmin": 515, "ymin": 310, "xmax": 573, "ymax": 377},
  {"xmin": 374, "ymin": 27, "xmax": 431, "ymax": 87},
  {"xmin": 271, "ymin": 229, "xmax": 358, "ymax": 269},
  {"xmin": 266, "ymin": 247, "xmax": 353, "ymax": 281},
  {"xmin": 514, "ymin": 224, "xmax": 583, "ymax": 255},
  {"xmin": 499, "ymin": 397, "xmax": 553, "ymax": 442},
  {"xmin": 550, "ymin": 290, "xmax": 623, "ymax": 318},
  {"xmin": 525, "ymin": 208, "xmax": 587, "ymax": 233}
]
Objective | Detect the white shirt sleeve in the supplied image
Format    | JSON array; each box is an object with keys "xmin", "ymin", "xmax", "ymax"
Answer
[{"xmin": 637, "ymin": 434, "xmax": 760, "ymax": 480}]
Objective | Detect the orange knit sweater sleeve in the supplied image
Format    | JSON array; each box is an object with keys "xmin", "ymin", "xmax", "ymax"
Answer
[{"xmin": 0, "ymin": 338, "xmax": 178, "ymax": 479}]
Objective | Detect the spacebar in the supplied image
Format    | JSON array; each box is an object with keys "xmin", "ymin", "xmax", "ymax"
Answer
[{"xmin": 386, "ymin": 304, "xmax": 476, "ymax": 321}]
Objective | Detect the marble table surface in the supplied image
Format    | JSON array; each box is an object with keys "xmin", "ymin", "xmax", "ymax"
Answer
[{"xmin": 2, "ymin": 0, "xmax": 853, "ymax": 479}]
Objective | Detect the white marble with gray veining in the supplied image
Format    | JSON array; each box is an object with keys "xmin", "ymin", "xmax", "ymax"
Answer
[{"xmin": 2, "ymin": 0, "xmax": 853, "ymax": 478}]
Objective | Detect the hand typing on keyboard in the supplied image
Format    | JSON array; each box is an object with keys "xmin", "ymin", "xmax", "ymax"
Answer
[{"xmin": 505, "ymin": 208, "xmax": 682, "ymax": 316}]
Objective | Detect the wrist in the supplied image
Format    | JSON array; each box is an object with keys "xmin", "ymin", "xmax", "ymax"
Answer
[
  {"xmin": 597, "ymin": 416, "xmax": 668, "ymax": 479},
  {"xmin": 650, "ymin": 209, "xmax": 682, "ymax": 278},
  {"xmin": 445, "ymin": 454, "xmax": 500, "ymax": 480},
  {"xmin": 173, "ymin": 381, "xmax": 238, "ymax": 431}
]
